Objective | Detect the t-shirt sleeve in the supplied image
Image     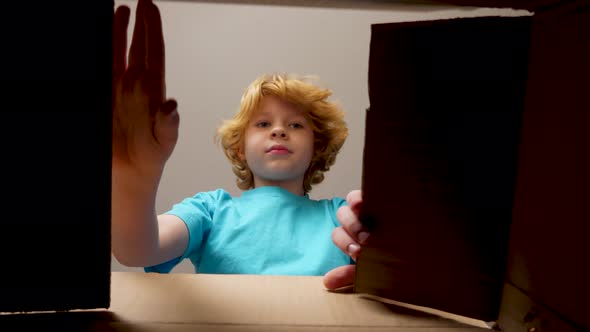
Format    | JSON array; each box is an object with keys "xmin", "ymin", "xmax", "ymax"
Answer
[
  {"xmin": 329, "ymin": 196, "xmax": 348, "ymax": 227},
  {"xmin": 144, "ymin": 189, "xmax": 228, "ymax": 273}
]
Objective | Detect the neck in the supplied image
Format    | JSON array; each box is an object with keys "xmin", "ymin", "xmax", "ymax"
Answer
[{"xmin": 253, "ymin": 177, "xmax": 305, "ymax": 196}]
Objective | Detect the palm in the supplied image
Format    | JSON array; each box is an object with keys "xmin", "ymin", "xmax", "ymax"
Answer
[{"xmin": 112, "ymin": 0, "xmax": 178, "ymax": 176}]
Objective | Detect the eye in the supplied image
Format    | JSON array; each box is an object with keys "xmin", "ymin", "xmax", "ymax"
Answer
[
  {"xmin": 290, "ymin": 122, "xmax": 304, "ymax": 129},
  {"xmin": 255, "ymin": 121, "xmax": 270, "ymax": 128}
]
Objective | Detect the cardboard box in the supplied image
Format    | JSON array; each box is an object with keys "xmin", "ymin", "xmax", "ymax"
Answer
[
  {"xmin": 356, "ymin": 1, "xmax": 589, "ymax": 331},
  {"xmin": 0, "ymin": 272, "xmax": 491, "ymax": 331},
  {"xmin": 0, "ymin": 1, "xmax": 587, "ymax": 332},
  {"xmin": 357, "ymin": 14, "xmax": 531, "ymax": 322},
  {"xmin": 0, "ymin": 0, "xmax": 112, "ymax": 313}
]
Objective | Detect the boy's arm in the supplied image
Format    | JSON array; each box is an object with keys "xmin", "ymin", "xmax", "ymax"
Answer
[
  {"xmin": 111, "ymin": 0, "xmax": 187, "ymax": 267},
  {"xmin": 111, "ymin": 168, "xmax": 188, "ymax": 268}
]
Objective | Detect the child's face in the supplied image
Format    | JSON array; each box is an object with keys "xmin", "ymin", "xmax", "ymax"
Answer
[{"xmin": 240, "ymin": 95, "xmax": 314, "ymax": 188}]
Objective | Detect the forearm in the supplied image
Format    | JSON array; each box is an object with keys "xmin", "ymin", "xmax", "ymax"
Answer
[{"xmin": 111, "ymin": 166, "xmax": 162, "ymax": 267}]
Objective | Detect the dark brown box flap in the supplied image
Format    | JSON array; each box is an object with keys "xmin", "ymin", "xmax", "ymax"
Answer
[
  {"xmin": 356, "ymin": 2, "xmax": 590, "ymax": 330},
  {"xmin": 355, "ymin": 16, "xmax": 531, "ymax": 322},
  {"xmin": 0, "ymin": 1, "xmax": 112, "ymax": 313}
]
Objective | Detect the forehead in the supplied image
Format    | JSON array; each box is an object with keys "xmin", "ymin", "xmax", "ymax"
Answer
[{"xmin": 253, "ymin": 95, "xmax": 306, "ymax": 118}]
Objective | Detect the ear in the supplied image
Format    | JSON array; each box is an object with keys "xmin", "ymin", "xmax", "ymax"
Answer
[{"xmin": 237, "ymin": 147, "xmax": 246, "ymax": 161}]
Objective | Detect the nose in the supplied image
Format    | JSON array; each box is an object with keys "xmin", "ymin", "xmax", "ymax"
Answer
[{"xmin": 271, "ymin": 126, "xmax": 287, "ymax": 139}]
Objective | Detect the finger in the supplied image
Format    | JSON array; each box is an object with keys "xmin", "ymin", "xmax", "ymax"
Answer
[
  {"xmin": 145, "ymin": 0, "xmax": 165, "ymax": 80},
  {"xmin": 113, "ymin": 5, "xmax": 130, "ymax": 80},
  {"xmin": 160, "ymin": 99, "xmax": 177, "ymax": 115},
  {"xmin": 332, "ymin": 227, "xmax": 360, "ymax": 261},
  {"xmin": 336, "ymin": 206, "xmax": 369, "ymax": 245},
  {"xmin": 346, "ymin": 190, "xmax": 363, "ymax": 214},
  {"xmin": 153, "ymin": 99, "xmax": 179, "ymax": 144},
  {"xmin": 323, "ymin": 264, "xmax": 356, "ymax": 290},
  {"xmin": 128, "ymin": 0, "xmax": 147, "ymax": 69}
]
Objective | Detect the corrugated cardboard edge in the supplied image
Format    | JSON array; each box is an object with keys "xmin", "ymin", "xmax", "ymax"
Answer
[{"xmin": 358, "ymin": 293, "xmax": 493, "ymax": 330}]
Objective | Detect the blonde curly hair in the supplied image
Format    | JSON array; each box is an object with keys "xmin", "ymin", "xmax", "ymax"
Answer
[{"xmin": 216, "ymin": 73, "xmax": 348, "ymax": 194}]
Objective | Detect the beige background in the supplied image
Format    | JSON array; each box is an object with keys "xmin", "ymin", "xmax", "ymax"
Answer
[{"xmin": 112, "ymin": 0, "xmax": 529, "ymax": 273}]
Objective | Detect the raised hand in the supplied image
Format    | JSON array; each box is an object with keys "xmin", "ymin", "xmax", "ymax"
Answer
[
  {"xmin": 323, "ymin": 190, "xmax": 368, "ymax": 290},
  {"xmin": 112, "ymin": 0, "xmax": 178, "ymax": 178}
]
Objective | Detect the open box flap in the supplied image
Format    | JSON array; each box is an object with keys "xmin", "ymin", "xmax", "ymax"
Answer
[
  {"xmin": 0, "ymin": 1, "xmax": 112, "ymax": 313},
  {"xmin": 355, "ymin": 15, "xmax": 531, "ymax": 322},
  {"xmin": 356, "ymin": 3, "xmax": 590, "ymax": 330},
  {"xmin": 497, "ymin": 3, "xmax": 590, "ymax": 331}
]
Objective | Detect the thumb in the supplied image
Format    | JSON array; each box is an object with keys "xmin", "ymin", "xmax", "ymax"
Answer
[
  {"xmin": 323, "ymin": 264, "xmax": 356, "ymax": 291},
  {"xmin": 153, "ymin": 99, "xmax": 179, "ymax": 145},
  {"xmin": 160, "ymin": 99, "xmax": 178, "ymax": 115}
]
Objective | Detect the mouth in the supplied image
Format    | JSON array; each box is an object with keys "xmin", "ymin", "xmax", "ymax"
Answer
[{"xmin": 266, "ymin": 145, "xmax": 291, "ymax": 154}]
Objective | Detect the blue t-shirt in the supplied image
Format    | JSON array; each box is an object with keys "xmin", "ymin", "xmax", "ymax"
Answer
[{"xmin": 145, "ymin": 186, "xmax": 352, "ymax": 275}]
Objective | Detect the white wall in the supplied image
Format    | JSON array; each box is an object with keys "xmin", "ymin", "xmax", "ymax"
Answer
[{"xmin": 112, "ymin": 0, "xmax": 528, "ymax": 273}]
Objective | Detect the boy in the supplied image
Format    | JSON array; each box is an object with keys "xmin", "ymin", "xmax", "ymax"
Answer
[{"xmin": 112, "ymin": 0, "xmax": 365, "ymax": 289}]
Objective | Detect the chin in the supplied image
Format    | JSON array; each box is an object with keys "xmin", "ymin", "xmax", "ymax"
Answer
[{"xmin": 258, "ymin": 170, "xmax": 304, "ymax": 182}]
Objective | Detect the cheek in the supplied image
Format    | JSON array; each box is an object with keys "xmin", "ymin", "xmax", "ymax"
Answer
[
  {"xmin": 303, "ymin": 132, "xmax": 315, "ymax": 161},
  {"xmin": 306, "ymin": 130, "xmax": 315, "ymax": 148},
  {"xmin": 240, "ymin": 141, "xmax": 252, "ymax": 161},
  {"xmin": 237, "ymin": 136, "xmax": 251, "ymax": 161},
  {"xmin": 241, "ymin": 134, "xmax": 260, "ymax": 160}
]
